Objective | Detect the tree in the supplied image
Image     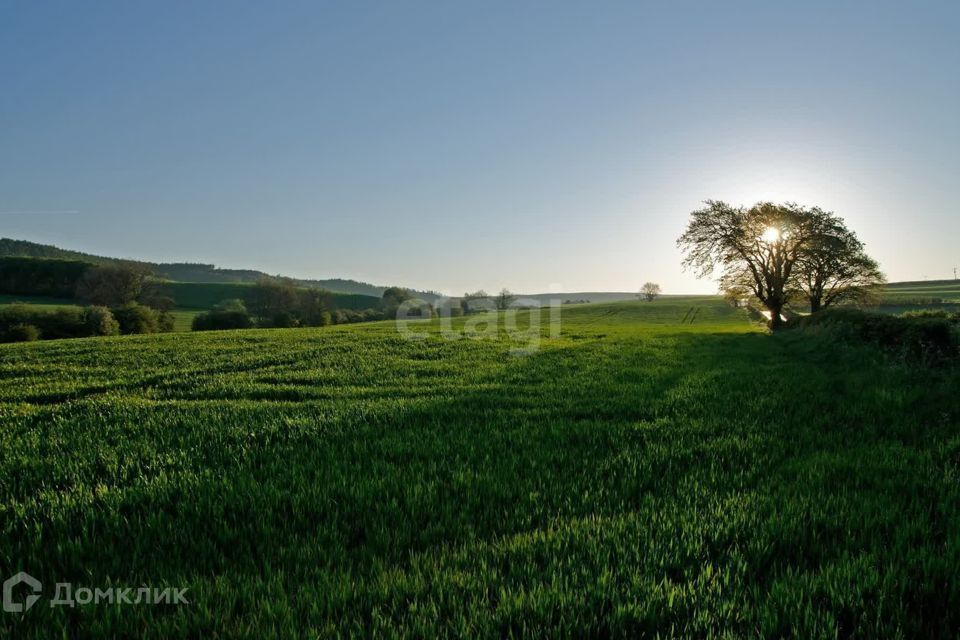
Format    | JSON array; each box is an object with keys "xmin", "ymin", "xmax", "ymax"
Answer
[
  {"xmin": 639, "ymin": 282, "xmax": 661, "ymax": 302},
  {"xmin": 192, "ymin": 299, "xmax": 254, "ymax": 331},
  {"xmin": 0, "ymin": 257, "xmax": 91, "ymax": 297},
  {"xmin": 297, "ymin": 288, "xmax": 334, "ymax": 326},
  {"xmin": 76, "ymin": 263, "xmax": 150, "ymax": 307},
  {"xmin": 248, "ymin": 277, "xmax": 300, "ymax": 323},
  {"xmin": 381, "ymin": 287, "xmax": 413, "ymax": 318},
  {"xmin": 678, "ymin": 201, "xmax": 820, "ymax": 330},
  {"xmin": 138, "ymin": 278, "xmax": 175, "ymax": 311},
  {"xmin": 495, "ymin": 288, "xmax": 516, "ymax": 310},
  {"xmin": 792, "ymin": 212, "xmax": 885, "ymax": 312},
  {"xmin": 461, "ymin": 290, "xmax": 490, "ymax": 313}
]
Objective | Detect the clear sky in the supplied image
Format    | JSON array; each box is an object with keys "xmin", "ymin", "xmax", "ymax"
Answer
[{"xmin": 2, "ymin": 1, "xmax": 958, "ymax": 294}]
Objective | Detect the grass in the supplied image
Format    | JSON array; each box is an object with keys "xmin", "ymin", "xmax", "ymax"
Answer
[
  {"xmin": 1, "ymin": 298, "xmax": 958, "ymax": 637},
  {"xmin": 881, "ymin": 280, "xmax": 960, "ymax": 305}
]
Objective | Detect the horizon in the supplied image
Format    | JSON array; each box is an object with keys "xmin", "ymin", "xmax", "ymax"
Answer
[
  {"xmin": 2, "ymin": 235, "xmax": 957, "ymax": 298},
  {"xmin": 2, "ymin": 1, "xmax": 959, "ymax": 293}
]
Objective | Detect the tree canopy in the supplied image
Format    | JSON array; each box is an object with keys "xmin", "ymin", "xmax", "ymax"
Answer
[
  {"xmin": 678, "ymin": 201, "xmax": 883, "ymax": 329},
  {"xmin": 639, "ymin": 282, "xmax": 661, "ymax": 302}
]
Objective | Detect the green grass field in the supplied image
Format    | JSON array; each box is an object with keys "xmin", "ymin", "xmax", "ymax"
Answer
[
  {"xmin": 1, "ymin": 298, "xmax": 958, "ymax": 637},
  {"xmin": 881, "ymin": 279, "xmax": 960, "ymax": 303}
]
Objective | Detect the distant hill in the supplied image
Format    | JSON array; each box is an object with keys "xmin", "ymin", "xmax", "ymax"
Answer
[
  {"xmin": 518, "ymin": 291, "xmax": 640, "ymax": 304},
  {"xmin": 881, "ymin": 279, "xmax": 960, "ymax": 300},
  {"xmin": 0, "ymin": 238, "xmax": 439, "ymax": 299}
]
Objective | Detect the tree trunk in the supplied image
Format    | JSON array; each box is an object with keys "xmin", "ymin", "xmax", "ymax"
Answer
[
  {"xmin": 768, "ymin": 304, "xmax": 784, "ymax": 331},
  {"xmin": 809, "ymin": 297, "xmax": 821, "ymax": 313}
]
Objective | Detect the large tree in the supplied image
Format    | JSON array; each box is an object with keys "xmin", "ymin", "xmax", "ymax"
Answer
[
  {"xmin": 381, "ymin": 286, "xmax": 413, "ymax": 319},
  {"xmin": 678, "ymin": 201, "xmax": 819, "ymax": 330},
  {"xmin": 76, "ymin": 263, "xmax": 151, "ymax": 307},
  {"xmin": 248, "ymin": 276, "xmax": 300, "ymax": 323},
  {"xmin": 792, "ymin": 211, "xmax": 885, "ymax": 312}
]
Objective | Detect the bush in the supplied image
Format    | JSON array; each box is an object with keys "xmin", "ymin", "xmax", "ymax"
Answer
[
  {"xmin": 84, "ymin": 306, "xmax": 120, "ymax": 337},
  {"xmin": 157, "ymin": 311, "xmax": 176, "ymax": 333},
  {"xmin": 0, "ymin": 304, "xmax": 123, "ymax": 341},
  {"xmin": 192, "ymin": 300, "xmax": 254, "ymax": 331},
  {"xmin": 899, "ymin": 309, "xmax": 960, "ymax": 323},
  {"xmin": 4, "ymin": 324, "xmax": 39, "ymax": 343},
  {"xmin": 361, "ymin": 308, "xmax": 385, "ymax": 321},
  {"xmin": 793, "ymin": 308, "xmax": 958, "ymax": 365},
  {"xmin": 112, "ymin": 303, "xmax": 160, "ymax": 335},
  {"xmin": 0, "ymin": 304, "xmax": 85, "ymax": 340},
  {"xmin": 270, "ymin": 311, "xmax": 299, "ymax": 328}
]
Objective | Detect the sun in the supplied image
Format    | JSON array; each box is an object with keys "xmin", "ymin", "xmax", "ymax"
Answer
[{"xmin": 761, "ymin": 226, "xmax": 781, "ymax": 243}]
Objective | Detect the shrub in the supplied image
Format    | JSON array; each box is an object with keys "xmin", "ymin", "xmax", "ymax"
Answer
[
  {"xmin": 270, "ymin": 311, "xmax": 299, "ymax": 328},
  {"xmin": 899, "ymin": 309, "xmax": 960, "ymax": 323},
  {"xmin": 193, "ymin": 300, "xmax": 254, "ymax": 331},
  {"xmin": 0, "ymin": 304, "xmax": 123, "ymax": 341},
  {"xmin": 112, "ymin": 303, "xmax": 160, "ymax": 335},
  {"xmin": 4, "ymin": 324, "xmax": 39, "ymax": 343},
  {"xmin": 792, "ymin": 308, "xmax": 958, "ymax": 365},
  {"xmin": 0, "ymin": 305, "xmax": 86, "ymax": 340},
  {"xmin": 83, "ymin": 306, "xmax": 120, "ymax": 336},
  {"xmin": 157, "ymin": 311, "xmax": 176, "ymax": 333},
  {"xmin": 361, "ymin": 308, "xmax": 385, "ymax": 321}
]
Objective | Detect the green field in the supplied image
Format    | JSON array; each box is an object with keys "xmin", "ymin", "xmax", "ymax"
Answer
[
  {"xmin": 164, "ymin": 282, "xmax": 382, "ymax": 312},
  {"xmin": 881, "ymin": 279, "xmax": 960, "ymax": 302},
  {"xmin": 1, "ymin": 298, "xmax": 958, "ymax": 637}
]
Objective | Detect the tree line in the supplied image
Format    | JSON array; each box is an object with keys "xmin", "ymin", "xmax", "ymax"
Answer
[
  {"xmin": 0, "ymin": 260, "xmax": 177, "ymax": 342},
  {"xmin": 192, "ymin": 277, "xmax": 393, "ymax": 331}
]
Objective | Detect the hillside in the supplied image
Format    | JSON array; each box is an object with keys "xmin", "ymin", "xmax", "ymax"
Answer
[
  {"xmin": 0, "ymin": 237, "xmax": 438, "ymax": 299},
  {"xmin": 882, "ymin": 279, "xmax": 960, "ymax": 301},
  {"xmin": 163, "ymin": 282, "xmax": 380, "ymax": 312}
]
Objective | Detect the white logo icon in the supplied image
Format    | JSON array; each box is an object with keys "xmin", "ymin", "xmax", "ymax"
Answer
[{"xmin": 3, "ymin": 572, "xmax": 42, "ymax": 613}]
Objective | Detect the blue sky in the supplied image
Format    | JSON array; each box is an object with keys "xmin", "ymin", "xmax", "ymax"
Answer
[{"xmin": 1, "ymin": 1, "xmax": 958, "ymax": 294}]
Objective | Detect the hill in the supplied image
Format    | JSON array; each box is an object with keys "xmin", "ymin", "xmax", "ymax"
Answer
[
  {"xmin": 882, "ymin": 279, "xmax": 960, "ymax": 301},
  {"xmin": 0, "ymin": 237, "xmax": 438, "ymax": 299}
]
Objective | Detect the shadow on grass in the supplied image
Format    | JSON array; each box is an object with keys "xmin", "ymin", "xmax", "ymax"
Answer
[{"xmin": 4, "ymin": 330, "xmax": 960, "ymax": 635}]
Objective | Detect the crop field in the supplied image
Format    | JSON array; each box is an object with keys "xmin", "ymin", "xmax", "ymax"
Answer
[
  {"xmin": 1, "ymin": 298, "xmax": 959, "ymax": 637},
  {"xmin": 881, "ymin": 280, "xmax": 960, "ymax": 303}
]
